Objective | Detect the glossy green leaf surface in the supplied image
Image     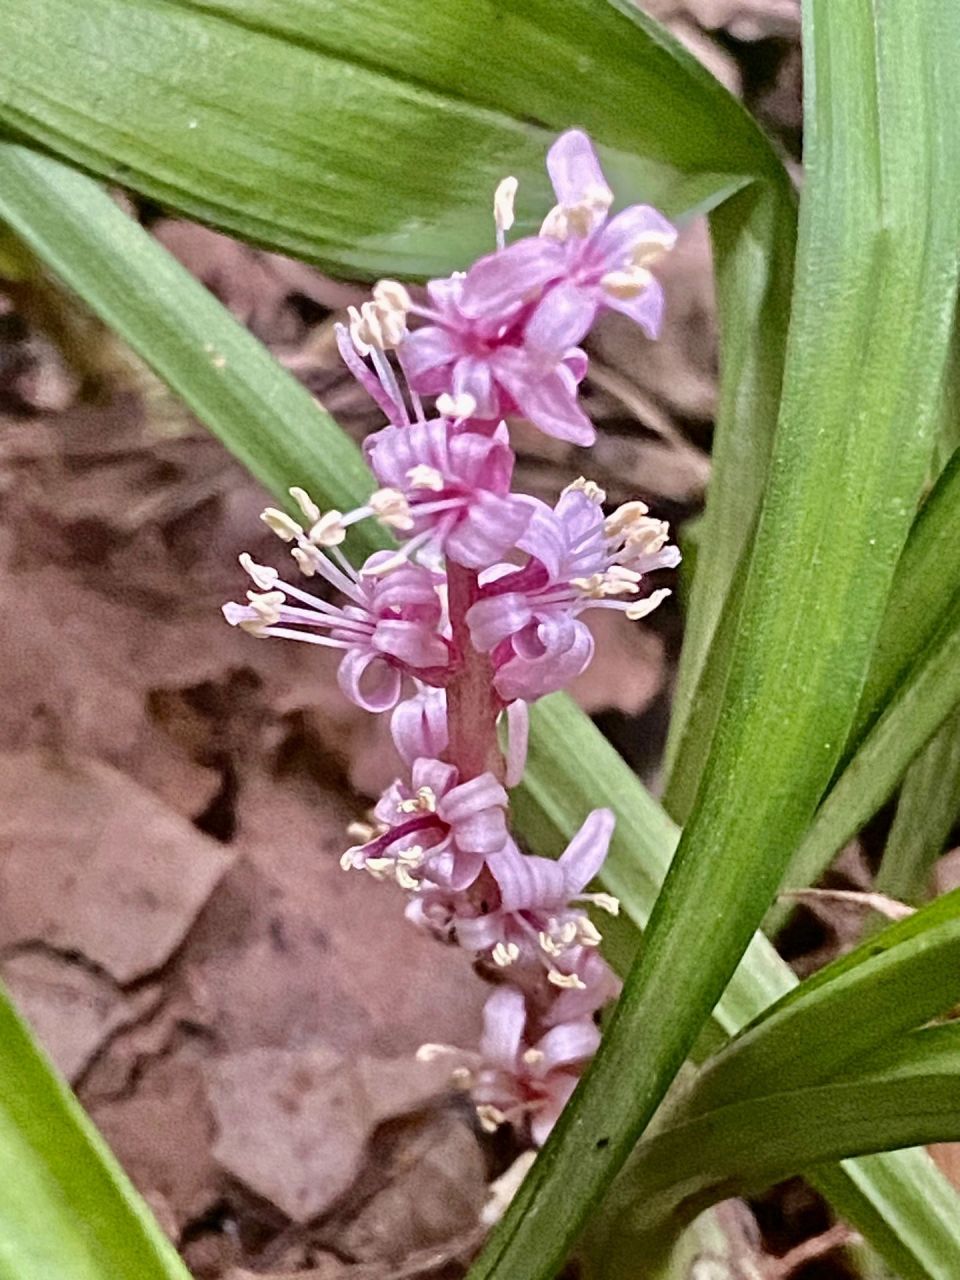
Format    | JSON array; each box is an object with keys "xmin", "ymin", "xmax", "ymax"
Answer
[
  {"xmin": 773, "ymin": 588, "xmax": 960, "ymax": 927},
  {"xmin": 5, "ymin": 144, "xmax": 960, "ymax": 1279},
  {"xmin": 470, "ymin": 5, "xmax": 960, "ymax": 1276},
  {"xmin": 599, "ymin": 1026, "xmax": 960, "ymax": 1254},
  {"xmin": 687, "ymin": 889, "xmax": 960, "ymax": 1115},
  {"xmin": 877, "ymin": 707, "xmax": 960, "ymax": 903},
  {"xmin": 0, "ymin": 0, "xmax": 779, "ymax": 276},
  {"xmin": 0, "ymin": 991, "xmax": 191, "ymax": 1280}
]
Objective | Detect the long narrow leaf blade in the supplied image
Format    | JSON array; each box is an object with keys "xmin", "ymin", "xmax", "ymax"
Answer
[
  {"xmin": 0, "ymin": 992, "xmax": 191, "ymax": 1280},
  {"xmin": 469, "ymin": 6, "xmax": 960, "ymax": 1276}
]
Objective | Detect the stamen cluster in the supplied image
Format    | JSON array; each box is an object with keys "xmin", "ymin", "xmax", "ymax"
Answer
[{"xmin": 224, "ymin": 131, "xmax": 679, "ymax": 1146}]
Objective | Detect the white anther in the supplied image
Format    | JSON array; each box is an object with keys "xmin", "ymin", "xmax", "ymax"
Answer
[
  {"xmin": 625, "ymin": 588, "xmax": 671, "ymax": 621},
  {"xmin": 416, "ymin": 1042, "xmax": 457, "ymax": 1063},
  {"xmin": 288, "ymin": 486, "xmax": 320, "ymax": 524},
  {"xmin": 492, "ymin": 941, "xmax": 521, "ymax": 968},
  {"xmin": 451, "ymin": 1066, "xmax": 474, "ymax": 1089},
  {"xmin": 577, "ymin": 917, "xmax": 603, "ymax": 947},
  {"xmin": 494, "ymin": 175, "xmax": 518, "ymax": 234},
  {"xmin": 631, "ymin": 228, "xmax": 676, "ymax": 267},
  {"xmin": 522, "ymin": 1048, "xmax": 545, "ymax": 1067},
  {"xmin": 540, "ymin": 187, "xmax": 612, "ymax": 241},
  {"xmin": 624, "ymin": 518, "xmax": 670, "ymax": 555},
  {"xmin": 540, "ymin": 204, "xmax": 570, "ymax": 241},
  {"xmin": 346, "ymin": 820, "xmax": 377, "ymax": 843},
  {"xmin": 351, "ymin": 297, "xmax": 407, "ymax": 351},
  {"xmin": 397, "ymin": 845, "xmax": 426, "ymax": 867},
  {"xmin": 600, "ymin": 266, "xmax": 654, "ymax": 300},
  {"xmin": 239, "ymin": 552, "xmax": 278, "ymax": 591},
  {"xmin": 591, "ymin": 893, "xmax": 621, "ymax": 917},
  {"xmin": 538, "ymin": 931, "xmax": 562, "ymax": 958},
  {"xmin": 369, "ymin": 487, "xmax": 413, "ymax": 531},
  {"xmin": 398, "ymin": 785, "xmax": 437, "ymax": 815},
  {"xmin": 571, "ymin": 573, "xmax": 608, "ymax": 600},
  {"xmin": 260, "ymin": 507, "xmax": 302, "ymax": 542},
  {"xmin": 340, "ymin": 849, "xmax": 360, "ymax": 871},
  {"xmin": 436, "ymin": 392, "xmax": 478, "ymax": 420},
  {"xmin": 291, "ymin": 546, "xmax": 320, "ymax": 577},
  {"xmin": 246, "ymin": 589, "xmax": 285, "ymax": 627},
  {"xmin": 604, "ymin": 501, "xmax": 649, "ymax": 538},
  {"xmin": 372, "ymin": 279, "xmax": 412, "ymax": 313},
  {"xmin": 406, "ymin": 463, "xmax": 446, "ymax": 492},
  {"xmin": 563, "ymin": 476, "xmax": 607, "ymax": 504},
  {"xmin": 364, "ymin": 857, "xmax": 396, "ymax": 880},
  {"xmin": 476, "ymin": 1104, "xmax": 508, "ymax": 1133},
  {"xmin": 309, "ymin": 510, "xmax": 347, "ymax": 547},
  {"xmin": 396, "ymin": 865, "xmax": 421, "ymax": 892},
  {"xmin": 548, "ymin": 969, "xmax": 587, "ymax": 990}
]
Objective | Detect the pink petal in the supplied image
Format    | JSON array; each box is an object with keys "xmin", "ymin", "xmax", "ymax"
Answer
[
  {"xmin": 503, "ymin": 699, "xmax": 529, "ymax": 788},
  {"xmin": 401, "ymin": 324, "xmax": 461, "ymax": 382},
  {"xmin": 525, "ymin": 281, "xmax": 599, "ymax": 358},
  {"xmin": 452, "ymin": 356, "xmax": 499, "ymax": 418},
  {"xmin": 445, "ymin": 493, "xmax": 532, "ymax": 569},
  {"xmin": 390, "ymin": 689, "xmax": 448, "ymax": 766},
  {"xmin": 439, "ymin": 773, "xmax": 508, "ymax": 825},
  {"xmin": 372, "ymin": 620, "xmax": 450, "ymax": 672},
  {"xmin": 411, "ymin": 756, "xmax": 459, "ymax": 799},
  {"xmin": 605, "ymin": 276, "xmax": 666, "ymax": 340},
  {"xmin": 425, "ymin": 846, "xmax": 486, "ymax": 891},
  {"xmin": 459, "ymin": 237, "xmax": 566, "ymax": 319},
  {"xmin": 546, "ymin": 130, "xmax": 611, "ymax": 218},
  {"xmin": 486, "ymin": 843, "xmax": 566, "ymax": 911},
  {"xmin": 494, "ymin": 618, "xmax": 594, "ymax": 703},
  {"xmin": 337, "ymin": 648, "xmax": 402, "ymax": 713},
  {"xmin": 479, "ymin": 985, "xmax": 526, "ymax": 1070},
  {"xmin": 558, "ymin": 808, "xmax": 616, "ymax": 894},
  {"xmin": 498, "ymin": 362, "xmax": 595, "ymax": 446},
  {"xmin": 530, "ymin": 1073, "xmax": 578, "ymax": 1147},
  {"xmin": 467, "ymin": 593, "xmax": 536, "ymax": 653},
  {"xmin": 592, "ymin": 204, "xmax": 676, "ymax": 270},
  {"xmin": 535, "ymin": 1020, "xmax": 601, "ymax": 1074},
  {"xmin": 335, "ymin": 323, "xmax": 405, "ymax": 421}
]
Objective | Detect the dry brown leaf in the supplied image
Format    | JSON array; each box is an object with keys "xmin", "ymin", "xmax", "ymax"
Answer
[
  {"xmin": 568, "ymin": 608, "xmax": 666, "ymax": 718},
  {"xmin": 0, "ymin": 750, "xmax": 234, "ymax": 983},
  {"xmin": 206, "ymin": 1047, "xmax": 458, "ymax": 1222},
  {"xmin": 0, "ymin": 949, "xmax": 161, "ymax": 1081}
]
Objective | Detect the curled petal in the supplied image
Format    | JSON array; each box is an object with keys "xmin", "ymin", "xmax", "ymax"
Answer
[
  {"xmin": 335, "ymin": 323, "xmax": 405, "ymax": 421},
  {"xmin": 467, "ymin": 592, "xmax": 536, "ymax": 653},
  {"xmin": 494, "ymin": 617, "xmax": 594, "ymax": 703},
  {"xmin": 337, "ymin": 648, "xmax": 403, "ymax": 713},
  {"xmin": 558, "ymin": 808, "xmax": 616, "ymax": 894},
  {"xmin": 445, "ymin": 492, "xmax": 532, "ymax": 569},
  {"xmin": 401, "ymin": 324, "xmax": 460, "ymax": 382},
  {"xmin": 592, "ymin": 204, "xmax": 676, "ymax": 269},
  {"xmin": 605, "ymin": 276, "xmax": 666, "ymax": 340},
  {"xmin": 479, "ymin": 985, "xmax": 527, "ymax": 1071},
  {"xmin": 391, "ymin": 689, "xmax": 448, "ymax": 766},
  {"xmin": 372, "ymin": 619, "xmax": 450, "ymax": 672},
  {"xmin": 426, "ymin": 846, "xmax": 486, "ymax": 891},
  {"xmin": 535, "ymin": 1020, "xmax": 601, "ymax": 1074},
  {"xmin": 546, "ymin": 130, "xmax": 612, "ymax": 217},
  {"xmin": 411, "ymin": 756, "xmax": 459, "ymax": 799}
]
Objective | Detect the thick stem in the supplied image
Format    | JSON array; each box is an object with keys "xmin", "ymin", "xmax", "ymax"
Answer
[{"xmin": 446, "ymin": 561, "xmax": 504, "ymax": 781}]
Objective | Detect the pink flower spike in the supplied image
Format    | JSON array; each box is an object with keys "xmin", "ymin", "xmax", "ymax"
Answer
[{"xmin": 365, "ymin": 418, "xmax": 533, "ymax": 569}]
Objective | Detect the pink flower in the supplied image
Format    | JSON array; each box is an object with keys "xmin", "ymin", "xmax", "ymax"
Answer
[
  {"xmin": 401, "ymin": 273, "xmax": 594, "ymax": 445},
  {"xmin": 390, "ymin": 687, "xmax": 449, "ymax": 766},
  {"xmin": 471, "ymin": 986, "xmax": 600, "ymax": 1145},
  {"xmin": 467, "ymin": 481, "xmax": 679, "ymax": 703},
  {"xmin": 365, "ymin": 417, "xmax": 532, "ymax": 569},
  {"xmin": 223, "ymin": 547, "xmax": 452, "ymax": 714},
  {"xmin": 461, "ymin": 130, "xmax": 676, "ymax": 359},
  {"xmin": 341, "ymin": 756, "xmax": 509, "ymax": 891},
  {"xmin": 455, "ymin": 810, "xmax": 619, "ymax": 988}
]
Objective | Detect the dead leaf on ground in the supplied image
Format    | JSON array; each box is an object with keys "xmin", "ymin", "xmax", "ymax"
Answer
[{"xmin": 0, "ymin": 750, "xmax": 234, "ymax": 983}]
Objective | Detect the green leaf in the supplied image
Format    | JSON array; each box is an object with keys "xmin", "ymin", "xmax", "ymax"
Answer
[
  {"xmin": 876, "ymin": 706, "xmax": 960, "ymax": 903},
  {"xmin": 684, "ymin": 888, "xmax": 960, "ymax": 1116},
  {"xmin": 0, "ymin": 990, "xmax": 191, "ymax": 1280},
  {"xmin": 595, "ymin": 1025, "xmax": 960, "ymax": 1263},
  {"xmin": 4, "ymin": 144, "xmax": 959, "ymax": 1280},
  {"xmin": 0, "ymin": 0, "xmax": 783, "ymax": 276},
  {"xmin": 771, "ymin": 586, "xmax": 960, "ymax": 929},
  {"xmin": 470, "ymin": 5, "xmax": 960, "ymax": 1276}
]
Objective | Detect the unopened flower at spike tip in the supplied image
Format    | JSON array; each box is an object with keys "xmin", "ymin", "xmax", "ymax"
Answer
[
  {"xmin": 467, "ymin": 483, "xmax": 680, "ymax": 703},
  {"xmin": 341, "ymin": 756, "xmax": 509, "ymax": 891},
  {"xmin": 364, "ymin": 417, "xmax": 533, "ymax": 569},
  {"xmin": 460, "ymin": 129, "xmax": 677, "ymax": 359}
]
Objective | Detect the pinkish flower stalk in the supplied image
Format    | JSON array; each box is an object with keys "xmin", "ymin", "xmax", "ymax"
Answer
[{"xmin": 223, "ymin": 130, "xmax": 678, "ymax": 1147}]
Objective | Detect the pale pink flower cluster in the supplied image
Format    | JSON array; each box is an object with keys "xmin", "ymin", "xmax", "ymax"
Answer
[{"xmin": 224, "ymin": 131, "xmax": 678, "ymax": 1146}]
